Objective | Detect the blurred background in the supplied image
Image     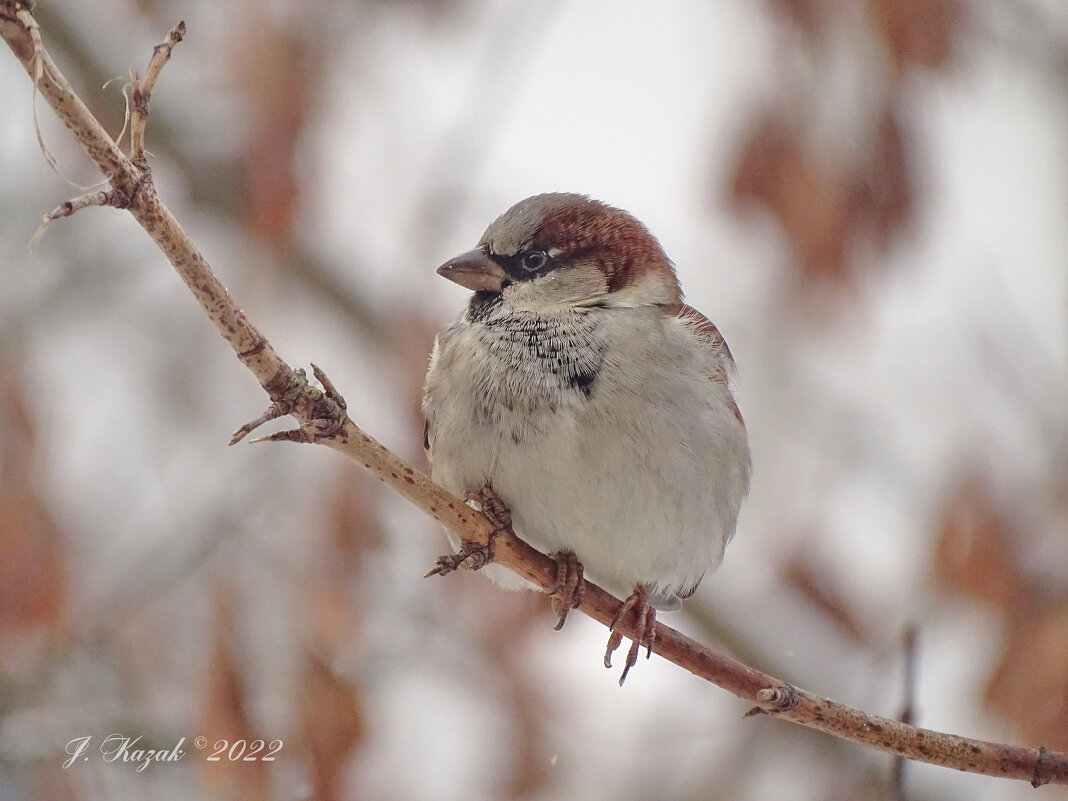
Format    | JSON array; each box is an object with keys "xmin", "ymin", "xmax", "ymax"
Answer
[{"xmin": 0, "ymin": 1, "xmax": 1065, "ymax": 799}]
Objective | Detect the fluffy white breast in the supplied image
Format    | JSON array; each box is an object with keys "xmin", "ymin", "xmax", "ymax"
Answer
[{"xmin": 423, "ymin": 299, "xmax": 750, "ymax": 607}]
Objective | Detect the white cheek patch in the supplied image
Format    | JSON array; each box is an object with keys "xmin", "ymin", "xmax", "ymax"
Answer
[{"xmin": 504, "ymin": 265, "xmax": 610, "ymax": 311}]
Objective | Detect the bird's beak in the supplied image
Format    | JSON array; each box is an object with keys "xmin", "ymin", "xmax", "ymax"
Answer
[{"xmin": 436, "ymin": 249, "xmax": 509, "ymax": 293}]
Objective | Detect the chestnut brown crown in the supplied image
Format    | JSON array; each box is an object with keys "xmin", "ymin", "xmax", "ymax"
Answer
[{"xmin": 437, "ymin": 194, "xmax": 683, "ymax": 308}]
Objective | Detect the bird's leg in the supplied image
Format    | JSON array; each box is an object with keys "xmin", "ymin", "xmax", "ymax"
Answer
[
  {"xmin": 425, "ymin": 483, "xmax": 511, "ymax": 577},
  {"xmin": 548, "ymin": 550, "xmax": 585, "ymax": 630},
  {"xmin": 603, "ymin": 584, "xmax": 657, "ymax": 685}
]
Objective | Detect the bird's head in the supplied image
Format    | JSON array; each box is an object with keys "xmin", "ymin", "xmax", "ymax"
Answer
[{"xmin": 437, "ymin": 193, "xmax": 682, "ymax": 313}]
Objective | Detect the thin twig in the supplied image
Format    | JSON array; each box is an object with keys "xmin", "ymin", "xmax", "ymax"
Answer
[
  {"xmin": 31, "ymin": 4, "xmax": 407, "ymax": 359},
  {"xmin": 129, "ymin": 20, "xmax": 184, "ymax": 164},
  {"xmin": 890, "ymin": 625, "xmax": 919, "ymax": 801},
  {"xmin": 0, "ymin": 4, "xmax": 1065, "ymax": 787},
  {"xmin": 28, "ymin": 187, "xmax": 126, "ymax": 250}
]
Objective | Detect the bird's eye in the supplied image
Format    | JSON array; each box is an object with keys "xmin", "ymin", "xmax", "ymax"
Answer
[{"xmin": 519, "ymin": 249, "xmax": 549, "ymax": 272}]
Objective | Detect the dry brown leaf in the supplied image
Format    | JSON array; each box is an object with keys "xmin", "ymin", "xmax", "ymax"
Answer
[
  {"xmin": 199, "ymin": 593, "xmax": 270, "ymax": 801},
  {"xmin": 783, "ymin": 552, "xmax": 869, "ymax": 645},
  {"xmin": 328, "ymin": 469, "xmax": 384, "ymax": 574},
  {"xmin": 985, "ymin": 604, "xmax": 1068, "ymax": 749},
  {"xmin": 298, "ymin": 657, "xmax": 364, "ymax": 801},
  {"xmin": 0, "ymin": 488, "xmax": 65, "ymax": 635},
  {"xmin": 854, "ymin": 108, "xmax": 914, "ymax": 249},
  {"xmin": 0, "ymin": 373, "xmax": 67, "ymax": 647},
  {"xmin": 730, "ymin": 104, "xmax": 916, "ymax": 290},
  {"xmin": 933, "ymin": 475, "xmax": 1024, "ymax": 609},
  {"xmin": 867, "ymin": 0, "xmax": 963, "ymax": 72},
  {"xmin": 730, "ymin": 115, "xmax": 852, "ymax": 283},
  {"xmin": 231, "ymin": 19, "xmax": 314, "ymax": 249},
  {"xmin": 934, "ymin": 475, "xmax": 1068, "ymax": 745}
]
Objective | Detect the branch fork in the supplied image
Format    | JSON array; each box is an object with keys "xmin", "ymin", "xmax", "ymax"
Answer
[{"xmin": 230, "ymin": 364, "xmax": 348, "ymax": 446}]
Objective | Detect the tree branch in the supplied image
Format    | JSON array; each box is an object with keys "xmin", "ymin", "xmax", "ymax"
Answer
[
  {"xmin": 128, "ymin": 19, "xmax": 183, "ymax": 165},
  {"xmin": 1, "ymin": 4, "xmax": 1064, "ymax": 788}
]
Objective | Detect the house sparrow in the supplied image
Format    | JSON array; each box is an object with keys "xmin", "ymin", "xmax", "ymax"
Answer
[{"xmin": 422, "ymin": 193, "xmax": 751, "ymax": 682}]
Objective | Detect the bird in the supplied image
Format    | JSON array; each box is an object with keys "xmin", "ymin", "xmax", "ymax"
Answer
[{"xmin": 422, "ymin": 193, "xmax": 751, "ymax": 683}]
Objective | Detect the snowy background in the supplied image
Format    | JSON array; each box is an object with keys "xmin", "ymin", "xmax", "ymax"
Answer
[{"xmin": 0, "ymin": 2, "xmax": 1065, "ymax": 800}]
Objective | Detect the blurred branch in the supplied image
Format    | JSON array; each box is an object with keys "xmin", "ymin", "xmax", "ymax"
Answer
[
  {"xmin": 1, "ymin": 4, "xmax": 1066, "ymax": 788},
  {"xmin": 890, "ymin": 625, "xmax": 919, "ymax": 801}
]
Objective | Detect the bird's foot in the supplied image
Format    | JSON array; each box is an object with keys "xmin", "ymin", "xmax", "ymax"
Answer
[
  {"xmin": 604, "ymin": 585, "xmax": 657, "ymax": 686},
  {"xmin": 465, "ymin": 483, "xmax": 512, "ymax": 532},
  {"xmin": 549, "ymin": 550, "xmax": 585, "ymax": 630},
  {"xmin": 424, "ymin": 483, "xmax": 511, "ymax": 577},
  {"xmin": 425, "ymin": 538, "xmax": 494, "ymax": 576}
]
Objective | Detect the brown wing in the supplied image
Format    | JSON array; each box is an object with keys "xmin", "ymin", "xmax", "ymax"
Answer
[{"xmin": 665, "ymin": 302, "xmax": 745, "ymax": 428}]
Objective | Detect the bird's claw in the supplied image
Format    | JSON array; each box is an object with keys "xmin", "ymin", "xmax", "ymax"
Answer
[
  {"xmin": 549, "ymin": 550, "xmax": 585, "ymax": 630},
  {"xmin": 424, "ymin": 538, "xmax": 494, "ymax": 577},
  {"xmin": 426, "ymin": 484, "xmax": 512, "ymax": 578},
  {"xmin": 465, "ymin": 484, "xmax": 511, "ymax": 531},
  {"xmin": 603, "ymin": 585, "xmax": 657, "ymax": 685}
]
